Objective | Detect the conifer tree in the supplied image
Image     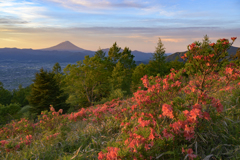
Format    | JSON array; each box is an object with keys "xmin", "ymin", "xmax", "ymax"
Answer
[
  {"xmin": 147, "ymin": 37, "xmax": 167, "ymax": 77},
  {"xmin": 95, "ymin": 48, "xmax": 106, "ymax": 60},
  {"xmin": 153, "ymin": 37, "xmax": 166, "ymax": 63},
  {"xmin": 110, "ymin": 61, "xmax": 126, "ymax": 91},
  {"xmin": 108, "ymin": 42, "xmax": 121, "ymax": 64},
  {"xmin": 28, "ymin": 68, "xmax": 69, "ymax": 115}
]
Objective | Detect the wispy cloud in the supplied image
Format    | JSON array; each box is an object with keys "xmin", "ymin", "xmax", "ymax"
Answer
[
  {"xmin": 0, "ymin": 0, "xmax": 50, "ymax": 27},
  {"xmin": 48, "ymin": 0, "xmax": 147, "ymax": 10},
  {"xmin": 0, "ymin": 17, "xmax": 28, "ymax": 24},
  {"xmin": 0, "ymin": 38, "xmax": 17, "ymax": 42}
]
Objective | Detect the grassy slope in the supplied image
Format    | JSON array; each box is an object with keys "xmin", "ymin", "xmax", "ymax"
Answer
[{"xmin": 0, "ymin": 76, "xmax": 240, "ymax": 160}]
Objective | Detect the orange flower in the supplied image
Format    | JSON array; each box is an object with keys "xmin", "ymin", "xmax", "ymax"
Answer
[
  {"xmin": 209, "ymin": 43, "xmax": 215, "ymax": 47},
  {"xmin": 98, "ymin": 151, "xmax": 105, "ymax": 160},
  {"xmin": 26, "ymin": 135, "xmax": 32, "ymax": 140},
  {"xmin": 231, "ymin": 37, "xmax": 237, "ymax": 41},
  {"xmin": 223, "ymin": 41, "xmax": 229, "ymax": 45},
  {"xmin": 148, "ymin": 128, "xmax": 155, "ymax": 140},
  {"xmin": 203, "ymin": 112, "xmax": 211, "ymax": 121},
  {"xmin": 187, "ymin": 148, "xmax": 197, "ymax": 160},
  {"xmin": 58, "ymin": 109, "xmax": 63, "ymax": 114},
  {"xmin": 226, "ymin": 67, "xmax": 233, "ymax": 75},
  {"xmin": 162, "ymin": 104, "xmax": 174, "ymax": 119},
  {"xmin": 220, "ymin": 38, "xmax": 227, "ymax": 42},
  {"xmin": 189, "ymin": 43, "xmax": 196, "ymax": 50}
]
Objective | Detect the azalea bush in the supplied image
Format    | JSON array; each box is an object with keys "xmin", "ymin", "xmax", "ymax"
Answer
[
  {"xmin": 97, "ymin": 37, "xmax": 240, "ymax": 160},
  {"xmin": 0, "ymin": 37, "xmax": 240, "ymax": 160}
]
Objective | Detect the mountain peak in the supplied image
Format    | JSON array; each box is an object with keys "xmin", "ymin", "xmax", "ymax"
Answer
[{"xmin": 42, "ymin": 41, "xmax": 84, "ymax": 52}]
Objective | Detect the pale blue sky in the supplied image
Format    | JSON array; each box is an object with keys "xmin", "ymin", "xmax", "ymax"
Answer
[{"xmin": 0, "ymin": 0, "xmax": 239, "ymax": 53}]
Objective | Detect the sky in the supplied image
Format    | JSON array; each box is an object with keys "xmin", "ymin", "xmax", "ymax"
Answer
[{"xmin": 0, "ymin": 0, "xmax": 240, "ymax": 53}]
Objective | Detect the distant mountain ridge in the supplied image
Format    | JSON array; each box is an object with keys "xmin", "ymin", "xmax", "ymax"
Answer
[
  {"xmin": 0, "ymin": 41, "xmax": 157, "ymax": 62},
  {"xmin": 1, "ymin": 41, "xmax": 238, "ymax": 63}
]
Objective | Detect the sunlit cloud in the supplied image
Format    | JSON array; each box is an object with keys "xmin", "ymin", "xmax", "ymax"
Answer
[{"xmin": 0, "ymin": 38, "xmax": 17, "ymax": 42}]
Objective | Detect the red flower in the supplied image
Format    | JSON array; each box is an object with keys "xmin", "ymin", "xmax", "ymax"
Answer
[
  {"xmin": 182, "ymin": 147, "xmax": 185, "ymax": 154},
  {"xmin": 220, "ymin": 38, "xmax": 227, "ymax": 42},
  {"xmin": 58, "ymin": 109, "xmax": 63, "ymax": 114},
  {"xmin": 106, "ymin": 147, "xmax": 119, "ymax": 159},
  {"xmin": 162, "ymin": 104, "xmax": 174, "ymax": 119},
  {"xmin": 145, "ymin": 144, "xmax": 150, "ymax": 151},
  {"xmin": 50, "ymin": 105, "xmax": 55, "ymax": 112},
  {"xmin": 203, "ymin": 112, "xmax": 211, "ymax": 121},
  {"xmin": 231, "ymin": 37, "xmax": 237, "ymax": 41},
  {"xmin": 171, "ymin": 121, "xmax": 182, "ymax": 134},
  {"xmin": 98, "ymin": 151, "xmax": 105, "ymax": 160},
  {"xmin": 226, "ymin": 67, "xmax": 233, "ymax": 75},
  {"xmin": 0, "ymin": 140, "xmax": 8, "ymax": 147},
  {"xmin": 209, "ymin": 43, "xmax": 215, "ymax": 47},
  {"xmin": 26, "ymin": 135, "xmax": 32, "ymax": 140},
  {"xmin": 187, "ymin": 148, "xmax": 197, "ymax": 160},
  {"xmin": 223, "ymin": 41, "xmax": 229, "ymax": 45},
  {"xmin": 148, "ymin": 128, "xmax": 155, "ymax": 140},
  {"xmin": 189, "ymin": 43, "xmax": 196, "ymax": 50}
]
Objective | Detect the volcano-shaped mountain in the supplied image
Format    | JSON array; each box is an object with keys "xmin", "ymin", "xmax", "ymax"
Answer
[{"xmin": 42, "ymin": 41, "xmax": 85, "ymax": 52}]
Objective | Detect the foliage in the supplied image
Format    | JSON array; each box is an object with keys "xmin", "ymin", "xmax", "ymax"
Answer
[
  {"xmin": 95, "ymin": 47, "xmax": 106, "ymax": 60},
  {"xmin": 64, "ymin": 55, "xmax": 110, "ymax": 107},
  {"xmin": 131, "ymin": 63, "xmax": 148, "ymax": 92},
  {"xmin": 0, "ymin": 82, "xmax": 12, "ymax": 106},
  {"xmin": 28, "ymin": 68, "xmax": 69, "ymax": 115},
  {"xmin": 147, "ymin": 38, "xmax": 168, "ymax": 77},
  {"xmin": 64, "ymin": 43, "xmax": 136, "ymax": 109},
  {"xmin": 0, "ymin": 103, "xmax": 21, "ymax": 125},
  {"xmin": 166, "ymin": 56, "xmax": 185, "ymax": 73},
  {"xmin": 11, "ymin": 84, "xmax": 31, "ymax": 107}
]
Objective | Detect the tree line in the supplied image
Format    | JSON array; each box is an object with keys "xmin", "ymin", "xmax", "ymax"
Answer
[{"xmin": 0, "ymin": 38, "xmax": 186, "ymax": 124}]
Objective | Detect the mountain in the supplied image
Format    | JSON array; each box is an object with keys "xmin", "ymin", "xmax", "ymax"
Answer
[
  {"xmin": 41, "ymin": 41, "xmax": 85, "ymax": 52},
  {"xmin": 2, "ymin": 40, "xmax": 211, "ymax": 63},
  {"xmin": 165, "ymin": 46, "xmax": 240, "ymax": 62}
]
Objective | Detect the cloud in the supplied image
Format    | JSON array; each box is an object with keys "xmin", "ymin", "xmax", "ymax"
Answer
[
  {"xmin": 49, "ymin": 0, "xmax": 146, "ymax": 9},
  {"xmin": 0, "ymin": 17, "xmax": 28, "ymax": 24},
  {"xmin": 0, "ymin": 0, "xmax": 50, "ymax": 27},
  {"xmin": 45, "ymin": 0, "xmax": 151, "ymax": 14}
]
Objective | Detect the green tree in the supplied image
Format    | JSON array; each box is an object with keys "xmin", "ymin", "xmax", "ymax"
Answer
[
  {"xmin": 110, "ymin": 61, "xmax": 127, "ymax": 91},
  {"xmin": 166, "ymin": 57, "xmax": 185, "ymax": 73},
  {"xmin": 108, "ymin": 42, "xmax": 121, "ymax": 64},
  {"xmin": 147, "ymin": 38, "xmax": 168, "ymax": 77},
  {"xmin": 202, "ymin": 34, "xmax": 211, "ymax": 48},
  {"xmin": 131, "ymin": 63, "xmax": 148, "ymax": 92},
  {"xmin": 64, "ymin": 56, "xmax": 110, "ymax": 107},
  {"xmin": 0, "ymin": 103, "xmax": 21, "ymax": 125},
  {"xmin": 0, "ymin": 82, "xmax": 12, "ymax": 105},
  {"xmin": 52, "ymin": 62, "xmax": 61, "ymax": 74},
  {"xmin": 11, "ymin": 84, "xmax": 31, "ymax": 107},
  {"xmin": 52, "ymin": 62, "xmax": 64, "ymax": 87},
  {"xmin": 28, "ymin": 68, "xmax": 69, "ymax": 115},
  {"xmin": 95, "ymin": 48, "xmax": 106, "ymax": 60},
  {"xmin": 115, "ymin": 47, "xmax": 136, "ymax": 94},
  {"xmin": 119, "ymin": 47, "xmax": 136, "ymax": 69}
]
